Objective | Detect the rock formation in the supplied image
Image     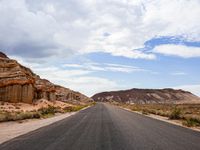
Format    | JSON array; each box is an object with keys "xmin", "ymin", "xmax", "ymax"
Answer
[
  {"xmin": 0, "ymin": 54, "xmax": 35, "ymax": 103},
  {"xmin": 0, "ymin": 52, "xmax": 8, "ymax": 58},
  {"xmin": 55, "ymin": 85, "xmax": 92, "ymax": 105},
  {"xmin": 92, "ymin": 88, "xmax": 200, "ymax": 104},
  {"xmin": 0, "ymin": 51, "xmax": 92, "ymax": 104}
]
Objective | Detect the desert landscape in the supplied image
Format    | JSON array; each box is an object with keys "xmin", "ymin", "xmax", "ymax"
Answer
[
  {"xmin": 1, "ymin": 0, "xmax": 200, "ymax": 149},
  {"xmin": 1, "ymin": 52, "xmax": 200, "ymax": 150},
  {"xmin": 0, "ymin": 52, "xmax": 94, "ymax": 122},
  {"xmin": 0, "ymin": 51, "xmax": 200, "ymax": 128},
  {"xmin": 92, "ymin": 89, "xmax": 200, "ymax": 128}
]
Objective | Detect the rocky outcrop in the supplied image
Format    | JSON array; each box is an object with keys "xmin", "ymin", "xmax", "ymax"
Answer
[
  {"xmin": 0, "ymin": 54, "xmax": 35, "ymax": 103},
  {"xmin": 55, "ymin": 85, "xmax": 93, "ymax": 105},
  {"xmin": 92, "ymin": 88, "xmax": 200, "ymax": 104},
  {"xmin": 0, "ymin": 52, "xmax": 8, "ymax": 58},
  {"xmin": 34, "ymin": 78, "xmax": 56, "ymax": 101},
  {"xmin": 0, "ymin": 51, "xmax": 92, "ymax": 104}
]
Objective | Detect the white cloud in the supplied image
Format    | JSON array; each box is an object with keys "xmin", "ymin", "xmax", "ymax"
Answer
[
  {"xmin": 55, "ymin": 76, "xmax": 120, "ymax": 97},
  {"xmin": 1, "ymin": 0, "xmax": 200, "ymax": 96},
  {"xmin": 12, "ymin": 56, "xmax": 121, "ymax": 96},
  {"xmin": 1, "ymin": 0, "xmax": 200, "ymax": 60},
  {"xmin": 63, "ymin": 62, "xmax": 146, "ymax": 73},
  {"xmin": 170, "ymin": 72, "xmax": 187, "ymax": 76},
  {"xmin": 32, "ymin": 66, "xmax": 120, "ymax": 97},
  {"xmin": 153, "ymin": 44, "xmax": 200, "ymax": 58},
  {"xmin": 174, "ymin": 84, "xmax": 200, "ymax": 96}
]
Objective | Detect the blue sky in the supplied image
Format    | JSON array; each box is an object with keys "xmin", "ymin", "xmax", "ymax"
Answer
[{"xmin": 0, "ymin": 0, "xmax": 200, "ymax": 96}]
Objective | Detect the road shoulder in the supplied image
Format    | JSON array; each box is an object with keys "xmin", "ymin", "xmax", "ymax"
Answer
[
  {"xmin": 120, "ymin": 106, "xmax": 200, "ymax": 132},
  {"xmin": 0, "ymin": 106, "xmax": 90, "ymax": 144}
]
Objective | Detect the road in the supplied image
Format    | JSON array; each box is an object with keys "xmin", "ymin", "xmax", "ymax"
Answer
[{"xmin": 0, "ymin": 103, "xmax": 200, "ymax": 150}]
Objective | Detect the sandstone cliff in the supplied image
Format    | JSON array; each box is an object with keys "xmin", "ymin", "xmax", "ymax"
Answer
[
  {"xmin": 0, "ymin": 52, "xmax": 92, "ymax": 104},
  {"xmin": 92, "ymin": 88, "xmax": 200, "ymax": 104},
  {"xmin": 0, "ymin": 53, "xmax": 35, "ymax": 103}
]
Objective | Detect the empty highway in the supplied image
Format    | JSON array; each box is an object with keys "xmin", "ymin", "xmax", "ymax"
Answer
[{"xmin": 0, "ymin": 103, "xmax": 200, "ymax": 150}]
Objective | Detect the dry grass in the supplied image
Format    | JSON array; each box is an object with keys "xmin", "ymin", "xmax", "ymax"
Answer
[
  {"xmin": 0, "ymin": 101, "xmax": 95, "ymax": 122},
  {"xmin": 119, "ymin": 103, "xmax": 200, "ymax": 127}
]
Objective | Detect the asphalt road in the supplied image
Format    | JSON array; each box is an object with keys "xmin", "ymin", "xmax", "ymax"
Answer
[{"xmin": 1, "ymin": 103, "xmax": 200, "ymax": 150}]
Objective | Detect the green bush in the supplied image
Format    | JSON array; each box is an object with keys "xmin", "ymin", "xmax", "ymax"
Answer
[{"xmin": 169, "ymin": 107, "xmax": 182, "ymax": 120}]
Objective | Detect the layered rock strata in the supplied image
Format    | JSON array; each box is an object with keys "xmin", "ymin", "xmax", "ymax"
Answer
[
  {"xmin": 0, "ymin": 52, "xmax": 92, "ymax": 104},
  {"xmin": 92, "ymin": 88, "xmax": 200, "ymax": 104}
]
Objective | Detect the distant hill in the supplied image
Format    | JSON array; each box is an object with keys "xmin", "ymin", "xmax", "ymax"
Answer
[{"xmin": 92, "ymin": 88, "xmax": 200, "ymax": 104}]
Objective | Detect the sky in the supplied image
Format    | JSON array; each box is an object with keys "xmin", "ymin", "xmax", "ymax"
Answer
[{"xmin": 0, "ymin": 0, "xmax": 200, "ymax": 97}]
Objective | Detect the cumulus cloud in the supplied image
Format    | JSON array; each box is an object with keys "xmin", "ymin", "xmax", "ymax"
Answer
[
  {"xmin": 1, "ymin": 0, "xmax": 200, "ymax": 96},
  {"xmin": 1, "ymin": 0, "xmax": 200, "ymax": 60},
  {"xmin": 153, "ymin": 44, "xmax": 200, "ymax": 58}
]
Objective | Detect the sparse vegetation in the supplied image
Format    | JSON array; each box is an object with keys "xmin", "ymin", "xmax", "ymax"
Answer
[
  {"xmin": 182, "ymin": 116, "xmax": 200, "ymax": 127},
  {"xmin": 169, "ymin": 107, "xmax": 182, "ymax": 119},
  {"xmin": 119, "ymin": 103, "xmax": 200, "ymax": 127},
  {"xmin": 0, "ymin": 111, "xmax": 41, "ymax": 122},
  {"xmin": 63, "ymin": 105, "xmax": 87, "ymax": 112},
  {"xmin": 0, "ymin": 103, "xmax": 93, "ymax": 122},
  {"xmin": 142, "ymin": 109, "xmax": 149, "ymax": 115},
  {"xmin": 38, "ymin": 106, "xmax": 57, "ymax": 116}
]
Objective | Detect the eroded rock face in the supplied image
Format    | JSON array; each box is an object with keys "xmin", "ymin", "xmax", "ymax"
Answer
[
  {"xmin": 0, "ymin": 51, "xmax": 92, "ymax": 104},
  {"xmin": 34, "ymin": 78, "xmax": 56, "ymax": 101},
  {"xmin": 92, "ymin": 88, "xmax": 200, "ymax": 104},
  {"xmin": 0, "ymin": 55, "xmax": 35, "ymax": 103},
  {"xmin": 55, "ymin": 85, "xmax": 93, "ymax": 105}
]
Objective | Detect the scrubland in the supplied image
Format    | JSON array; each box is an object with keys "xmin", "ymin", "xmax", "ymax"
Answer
[{"xmin": 118, "ymin": 103, "xmax": 200, "ymax": 127}]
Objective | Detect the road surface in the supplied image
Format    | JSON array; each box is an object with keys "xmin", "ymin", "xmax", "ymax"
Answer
[{"xmin": 0, "ymin": 103, "xmax": 200, "ymax": 150}]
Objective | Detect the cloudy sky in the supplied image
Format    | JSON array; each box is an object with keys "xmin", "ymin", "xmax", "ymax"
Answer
[{"xmin": 1, "ymin": 0, "xmax": 200, "ymax": 96}]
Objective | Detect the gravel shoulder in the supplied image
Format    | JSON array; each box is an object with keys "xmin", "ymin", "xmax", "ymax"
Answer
[{"xmin": 0, "ymin": 112, "xmax": 77, "ymax": 144}]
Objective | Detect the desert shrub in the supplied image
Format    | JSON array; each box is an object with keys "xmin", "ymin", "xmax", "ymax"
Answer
[
  {"xmin": 156, "ymin": 110, "xmax": 170, "ymax": 117},
  {"xmin": 131, "ymin": 106, "xmax": 141, "ymax": 112},
  {"xmin": 63, "ymin": 105, "xmax": 86, "ymax": 112},
  {"xmin": 183, "ymin": 118, "xmax": 200, "ymax": 127},
  {"xmin": 169, "ymin": 107, "xmax": 182, "ymax": 119},
  {"xmin": 0, "ymin": 112, "xmax": 10, "ymax": 122},
  {"xmin": 148, "ymin": 109, "xmax": 157, "ymax": 115},
  {"xmin": 142, "ymin": 109, "xmax": 149, "ymax": 115},
  {"xmin": 38, "ymin": 106, "xmax": 57, "ymax": 116},
  {"xmin": 0, "ymin": 112, "xmax": 41, "ymax": 122}
]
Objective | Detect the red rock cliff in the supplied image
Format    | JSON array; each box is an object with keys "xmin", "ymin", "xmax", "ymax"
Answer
[{"xmin": 0, "ymin": 52, "xmax": 92, "ymax": 104}]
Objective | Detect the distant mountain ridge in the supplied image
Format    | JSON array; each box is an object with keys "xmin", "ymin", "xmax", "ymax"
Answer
[{"xmin": 92, "ymin": 88, "xmax": 200, "ymax": 104}]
